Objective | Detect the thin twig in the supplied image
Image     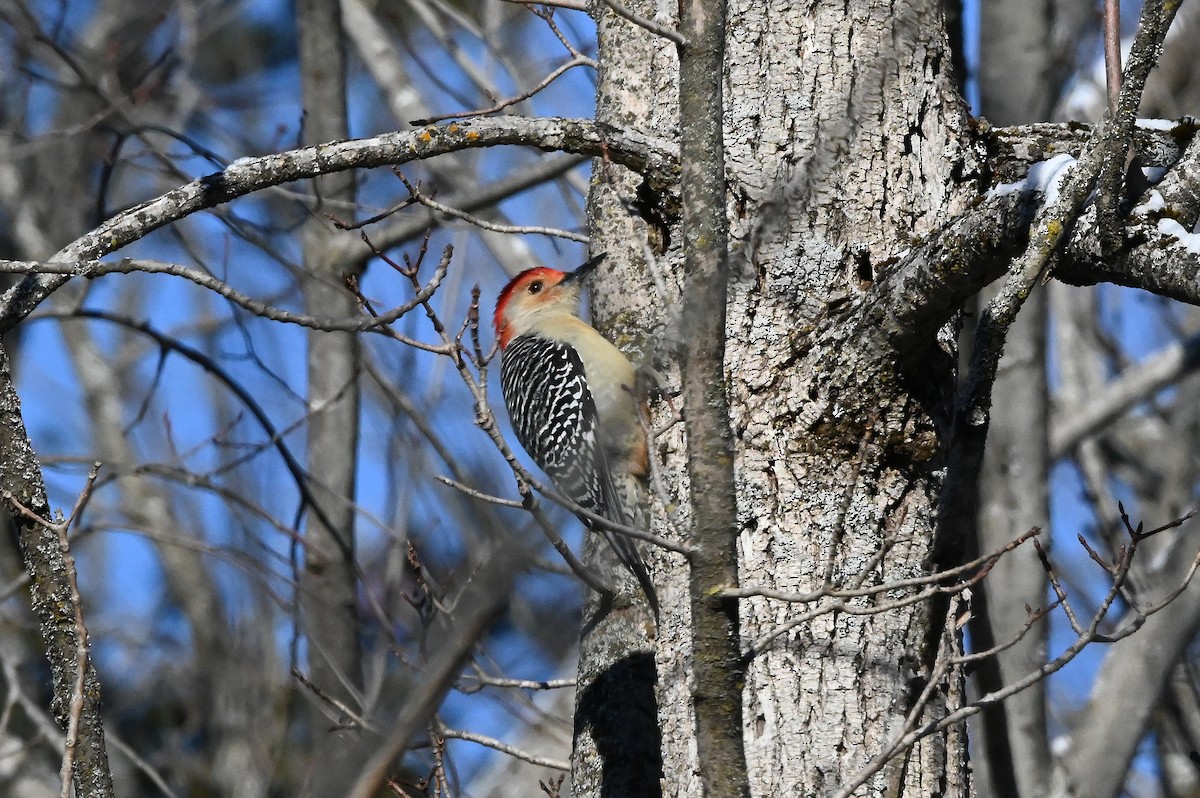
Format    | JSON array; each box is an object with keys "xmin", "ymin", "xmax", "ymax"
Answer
[
  {"xmin": 0, "ymin": 257, "xmax": 447, "ymax": 335},
  {"xmin": 458, "ymin": 669, "xmax": 575, "ymax": 692},
  {"xmin": 834, "ymin": 506, "xmax": 1199, "ymax": 795},
  {"xmin": 528, "ymin": 2, "xmax": 592, "ymax": 59},
  {"xmin": 395, "ymin": 172, "xmax": 588, "ymax": 242},
  {"xmin": 725, "ymin": 526, "xmax": 1040, "ymax": 602},
  {"xmin": 353, "ymin": 239, "xmax": 692, "ymax": 557},
  {"xmin": 1104, "ymin": 0, "xmax": 1122, "ymax": 114},
  {"xmin": 436, "ymin": 476, "xmax": 524, "ymax": 508},
  {"xmin": 595, "ymin": 0, "xmax": 685, "ymax": 45},
  {"xmin": 502, "ymin": 0, "xmax": 588, "ymax": 11},
  {"xmin": 412, "ymin": 57, "xmax": 596, "ymax": 125},
  {"xmin": 744, "ymin": 561, "xmax": 996, "ymax": 659},
  {"xmin": 108, "ymin": 734, "xmax": 184, "ymax": 798},
  {"xmin": 349, "ymin": 242, "xmax": 617, "ymax": 595},
  {"xmin": 292, "ymin": 668, "xmax": 376, "ymax": 732},
  {"xmin": 7, "ymin": 464, "xmax": 103, "ymax": 797},
  {"xmin": 346, "ymin": 544, "xmax": 520, "ymax": 798},
  {"xmin": 440, "ymin": 728, "xmax": 570, "ymax": 770}
]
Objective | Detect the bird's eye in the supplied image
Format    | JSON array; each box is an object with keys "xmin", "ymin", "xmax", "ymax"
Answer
[{"xmin": 528, "ymin": 281, "xmax": 543, "ymax": 294}]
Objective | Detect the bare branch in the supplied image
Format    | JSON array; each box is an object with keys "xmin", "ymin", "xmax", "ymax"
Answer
[
  {"xmin": 1104, "ymin": 0, "xmax": 1123, "ymax": 114},
  {"xmin": 1051, "ymin": 332, "xmax": 1200, "ymax": 457},
  {"xmin": 439, "ymin": 728, "xmax": 570, "ymax": 771},
  {"xmin": 291, "ymin": 668, "xmax": 376, "ymax": 732},
  {"xmin": 0, "ymin": 344, "xmax": 113, "ymax": 797},
  {"xmin": 346, "ymin": 543, "xmax": 521, "ymax": 798},
  {"xmin": 836, "ymin": 507, "xmax": 1200, "ymax": 797},
  {"xmin": 457, "ymin": 670, "xmax": 575, "ymax": 692},
  {"xmin": 0, "ymin": 117, "xmax": 678, "ymax": 333},
  {"xmin": 502, "ymin": 0, "xmax": 589, "ymax": 11},
  {"xmin": 394, "ymin": 172, "xmax": 588, "ymax": 242},
  {"xmin": 723, "ymin": 526, "xmax": 1040, "ymax": 603},
  {"xmin": 107, "ymin": 735, "xmax": 184, "ymax": 798},
  {"xmin": 595, "ymin": 0, "xmax": 685, "ymax": 45},
  {"xmin": 983, "ymin": 120, "xmax": 1198, "ymax": 177},
  {"xmin": 412, "ymin": 56, "xmax": 597, "ymax": 125},
  {"xmin": 0, "ymin": 256, "xmax": 447, "ymax": 333},
  {"xmin": 5, "ymin": 464, "xmax": 106, "ymax": 797}
]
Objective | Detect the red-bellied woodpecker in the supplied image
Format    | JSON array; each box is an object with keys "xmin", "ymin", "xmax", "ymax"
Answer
[{"xmin": 494, "ymin": 255, "xmax": 658, "ymax": 617}]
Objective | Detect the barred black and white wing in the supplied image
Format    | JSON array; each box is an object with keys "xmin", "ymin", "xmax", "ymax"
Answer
[
  {"xmin": 502, "ymin": 333, "xmax": 603, "ymax": 514},
  {"xmin": 501, "ymin": 333, "xmax": 658, "ymax": 616}
]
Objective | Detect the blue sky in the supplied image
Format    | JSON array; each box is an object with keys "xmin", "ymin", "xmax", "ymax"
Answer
[{"xmin": 9, "ymin": 0, "xmax": 1187, "ymax": 790}]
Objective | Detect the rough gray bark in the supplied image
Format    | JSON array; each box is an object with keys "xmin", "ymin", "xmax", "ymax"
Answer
[
  {"xmin": 570, "ymin": 0, "xmax": 678, "ymax": 795},
  {"xmin": 723, "ymin": 2, "xmax": 973, "ymax": 793},
  {"xmin": 0, "ymin": 344, "xmax": 113, "ymax": 797},
  {"xmin": 586, "ymin": 0, "xmax": 981, "ymax": 795}
]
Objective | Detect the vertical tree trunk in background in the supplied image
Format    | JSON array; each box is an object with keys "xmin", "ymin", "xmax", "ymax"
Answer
[
  {"xmin": 967, "ymin": 2, "xmax": 1079, "ymax": 794},
  {"xmin": 1050, "ymin": 283, "xmax": 1200, "ymax": 796},
  {"xmin": 966, "ymin": 285, "xmax": 1051, "ymax": 798},
  {"xmin": 296, "ymin": 0, "xmax": 363, "ymax": 789},
  {"xmin": 586, "ymin": 1, "xmax": 978, "ymax": 795},
  {"xmin": 979, "ymin": 0, "xmax": 1089, "ymax": 124},
  {"xmin": 969, "ymin": 4, "xmax": 1089, "ymax": 794}
]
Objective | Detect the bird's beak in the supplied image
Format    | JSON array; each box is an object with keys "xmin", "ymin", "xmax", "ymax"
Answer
[{"xmin": 562, "ymin": 252, "xmax": 606, "ymax": 284}]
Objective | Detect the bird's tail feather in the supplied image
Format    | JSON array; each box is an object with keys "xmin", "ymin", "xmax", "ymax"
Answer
[{"xmin": 600, "ymin": 526, "xmax": 660, "ymax": 620}]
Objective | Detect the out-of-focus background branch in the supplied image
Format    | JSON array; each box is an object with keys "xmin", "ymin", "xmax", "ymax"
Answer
[{"xmin": 0, "ymin": 1, "xmax": 598, "ymax": 794}]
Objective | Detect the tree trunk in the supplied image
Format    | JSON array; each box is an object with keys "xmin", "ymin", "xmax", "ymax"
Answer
[
  {"xmin": 570, "ymin": 1, "xmax": 678, "ymax": 795},
  {"xmin": 297, "ymin": 0, "xmax": 364, "ymax": 791},
  {"xmin": 583, "ymin": 1, "xmax": 977, "ymax": 795},
  {"xmin": 725, "ymin": 14, "xmax": 973, "ymax": 791}
]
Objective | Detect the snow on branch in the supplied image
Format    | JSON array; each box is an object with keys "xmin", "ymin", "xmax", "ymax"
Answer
[
  {"xmin": 1057, "ymin": 130, "xmax": 1200, "ymax": 304},
  {"xmin": 988, "ymin": 154, "xmax": 1077, "ymax": 203},
  {"xmin": 982, "ymin": 117, "xmax": 1198, "ymax": 179}
]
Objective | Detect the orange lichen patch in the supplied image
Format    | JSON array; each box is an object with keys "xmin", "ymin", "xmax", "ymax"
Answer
[
  {"xmin": 418, "ymin": 130, "xmax": 432, "ymax": 142},
  {"xmin": 466, "ymin": 131, "xmax": 479, "ymax": 141}
]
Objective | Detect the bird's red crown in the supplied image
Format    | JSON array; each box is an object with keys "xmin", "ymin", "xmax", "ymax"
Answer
[{"xmin": 493, "ymin": 267, "xmax": 567, "ymax": 347}]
